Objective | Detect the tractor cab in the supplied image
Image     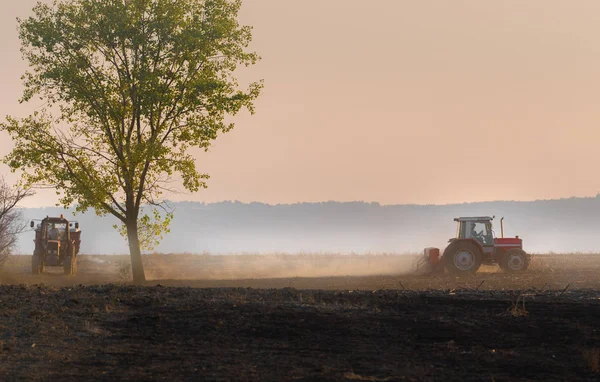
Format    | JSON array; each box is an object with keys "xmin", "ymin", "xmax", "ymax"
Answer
[
  {"xmin": 454, "ymin": 216, "xmax": 495, "ymax": 246},
  {"xmin": 46, "ymin": 220, "xmax": 69, "ymax": 263}
]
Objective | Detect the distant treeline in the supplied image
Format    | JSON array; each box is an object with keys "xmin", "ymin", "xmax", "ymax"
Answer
[{"xmin": 16, "ymin": 196, "xmax": 600, "ymax": 254}]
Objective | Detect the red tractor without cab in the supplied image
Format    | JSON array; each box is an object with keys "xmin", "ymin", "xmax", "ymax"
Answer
[
  {"xmin": 30, "ymin": 215, "xmax": 81, "ymax": 275},
  {"xmin": 421, "ymin": 216, "xmax": 530, "ymax": 275}
]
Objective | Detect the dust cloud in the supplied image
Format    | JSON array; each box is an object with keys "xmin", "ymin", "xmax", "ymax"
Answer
[
  {"xmin": 1, "ymin": 253, "xmax": 422, "ymax": 285},
  {"xmin": 136, "ymin": 253, "xmax": 420, "ymax": 281}
]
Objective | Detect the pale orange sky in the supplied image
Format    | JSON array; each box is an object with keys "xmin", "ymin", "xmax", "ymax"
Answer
[{"xmin": 1, "ymin": 0, "xmax": 600, "ymax": 207}]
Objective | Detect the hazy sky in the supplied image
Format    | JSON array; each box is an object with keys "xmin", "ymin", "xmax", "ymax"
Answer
[{"xmin": 2, "ymin": 0, "xmax": 600, "ymax": 207}]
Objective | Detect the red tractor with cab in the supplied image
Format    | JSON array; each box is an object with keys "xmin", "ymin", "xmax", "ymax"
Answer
[
  {"xmin": 30, "ymin": 215, "xmax": 81, "ymax": 275},
  {"xmin": 420, "ymin": 216, "xmax": 530, "ymax": 275}
]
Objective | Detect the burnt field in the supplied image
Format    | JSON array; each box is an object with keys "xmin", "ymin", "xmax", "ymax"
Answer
[{"xmin": 0, "ymin": 254, "xmax": 599, "ymax": 381}]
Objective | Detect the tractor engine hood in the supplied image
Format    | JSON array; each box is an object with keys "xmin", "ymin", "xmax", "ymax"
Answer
[{"xmin": 495, "ymin": 237, "xmax": 522, "ymax": 246}]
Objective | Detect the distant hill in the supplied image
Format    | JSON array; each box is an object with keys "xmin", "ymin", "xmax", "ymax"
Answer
[{"xmin": 15, "ymin": 196, "xmax": 600, "ymax": 255}]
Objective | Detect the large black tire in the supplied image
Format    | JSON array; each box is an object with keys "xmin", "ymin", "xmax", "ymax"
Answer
[
  {"xmin": 32, "ymin": 254, "xmax": 44, "ymax": 275},
  {"xmin": 443, "ymin": 241, "xmax": 483, "ymax": 276},
  {"xmin": 63, "ymin": 256, "xmax": 73, "ymax": 275},
  {"xmin": 500, "ymin": 249, "xmax": 530, "ymax": 273},
  {"xmin": 63, "ymin": 245, "xmax": 78, "ymax": 276},
  {"xmin": 63, "ymin": 251, "xmax": 77, "ymax": 276}
]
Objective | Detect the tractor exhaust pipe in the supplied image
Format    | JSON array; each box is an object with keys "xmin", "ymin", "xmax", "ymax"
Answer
[{"xmin": 500, "ymin": 217, "xmax": 504, "ymax": 238}]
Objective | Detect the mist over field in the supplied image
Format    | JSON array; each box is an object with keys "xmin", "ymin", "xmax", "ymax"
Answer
[{"xmin": 15, "ymin": 195, "xmax": 600, "ymax": 255}]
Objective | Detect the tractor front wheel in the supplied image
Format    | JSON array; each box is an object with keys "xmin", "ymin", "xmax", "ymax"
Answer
[
  {"xmin": 500, "ymin": 249, "xmax": 530, "ymax": 273},
  {"xmin": 443, "ymin": 242, "xmax": 482, "ymax": 276}
]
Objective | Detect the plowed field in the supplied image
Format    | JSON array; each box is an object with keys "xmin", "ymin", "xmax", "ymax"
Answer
[{"xmin": 0, "ymin": 254, "xmax": 598, "ymax": 381}]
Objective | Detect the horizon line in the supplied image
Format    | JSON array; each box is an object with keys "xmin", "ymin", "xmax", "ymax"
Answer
[{"xmin": 19, "ymin": 194, "xmax": 600, "ymax": 210}]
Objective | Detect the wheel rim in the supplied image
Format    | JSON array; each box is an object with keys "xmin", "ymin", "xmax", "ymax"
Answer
[
  {"xmin": 453, "ymin": 250, "xmax": 475, "ymax": 271},
  {"xmin": 507, "ymin": 253, "xmax": 525, "ymax": 271}
]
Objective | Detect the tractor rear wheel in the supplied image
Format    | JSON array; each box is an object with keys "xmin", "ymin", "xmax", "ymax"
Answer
[
  {"xmin": 63, "ymin": 255, "xmax": 76, "ymax": 275},
  {"xmin": 443, "ymin": 241, "xmax": 482, "ymax": 275},
  {"xmin": 32, "ymin": 254, "xmax": 44, "ymax": 275},
  {"xmin": 500, "ymin": 249, "xmax": 530, "ymax": 273},
  {"xmin": 63, "ymin": 246, "xmax": 78, "ymax": 276}
]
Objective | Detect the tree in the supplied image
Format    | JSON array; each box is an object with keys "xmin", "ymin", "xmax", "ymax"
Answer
[
  {"xmin": 1, "ymin": 0, "xmax": 262, "ymax": 284},
  {"xmin": 0, "ymin": 176, "xmax": 33, "ymax": 271}
]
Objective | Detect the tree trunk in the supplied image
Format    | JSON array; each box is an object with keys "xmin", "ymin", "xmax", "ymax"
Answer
[{"xmin": 126, "ymin": 219, "xmax": 146, "ymax": 284}]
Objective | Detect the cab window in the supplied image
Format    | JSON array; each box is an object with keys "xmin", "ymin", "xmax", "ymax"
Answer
[{"xmin": 467, "ymin": 221, "xmax": 493, "ymax": 245}]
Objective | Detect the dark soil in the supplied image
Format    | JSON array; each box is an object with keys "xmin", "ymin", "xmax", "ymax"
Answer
[{"xmin": 0, "ymin": 285, "xmax": 598, "ymax": 381}]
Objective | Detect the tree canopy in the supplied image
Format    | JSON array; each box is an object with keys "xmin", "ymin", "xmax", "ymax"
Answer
[{"xmin": 1, "ymin": 0, "xmax": 262, "ymax": 283}]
